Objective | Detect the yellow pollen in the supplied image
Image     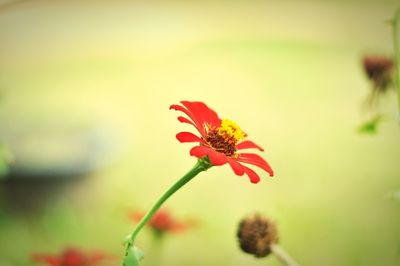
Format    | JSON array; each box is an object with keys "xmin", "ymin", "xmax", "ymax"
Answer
[{"xmin": 218, "ymin": 119, "xmax": 246, "ymax": 143}]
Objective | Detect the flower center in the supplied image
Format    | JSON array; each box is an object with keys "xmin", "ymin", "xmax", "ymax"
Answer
[{"xmin": 205, "ymin": 119, "xmax": 246, "ymax": 156}]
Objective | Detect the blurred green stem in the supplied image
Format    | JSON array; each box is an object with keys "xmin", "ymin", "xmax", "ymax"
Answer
[
  {"xmin": 123, "ymin": 158, "xmax": 212, "ymax": 259},
  {"xmin": 391, "ymin": 8, "xmax": 400, "ymax": 122},
  {"xmin": 271, "ymin": 244, "xmax": 299, "ymax": 266},
  {"xmin": 148, "ymin": 232, "xmax": 164, "ymax": 266}
]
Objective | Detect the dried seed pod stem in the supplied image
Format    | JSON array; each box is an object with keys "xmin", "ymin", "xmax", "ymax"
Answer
[
  {"xmin": 270, "ymin": 243, "xmax": 299, "ymax": 266},
  {"xmin": 390, "ymin": 8, "xmax": 400, "ymax": 120}
]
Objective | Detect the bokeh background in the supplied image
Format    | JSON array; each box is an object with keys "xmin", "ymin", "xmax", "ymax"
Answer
[{"xmin": 1, "ymin": 0, "xmax": 400, "ymax": 265}]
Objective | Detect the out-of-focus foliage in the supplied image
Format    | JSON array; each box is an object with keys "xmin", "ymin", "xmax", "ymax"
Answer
[
  {"xmin": 390, "ymin": 190, "xmax": 400, "ymax": 201},
  {"xmin": 0, "ymin": 143, "xmax": 10, "ymax": 178},
  {"xmin": 357, "ymin": 115, "xmax": 384, "ymax": 134}
]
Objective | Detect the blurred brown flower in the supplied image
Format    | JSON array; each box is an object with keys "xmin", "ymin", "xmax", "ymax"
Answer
[
  {"xmin": 237, "ymin": 214, "xmax": 279, "ymax": 258},
  {"xmin": 363, "ymin": 55, "xmax": 394, "ymax": 93}
]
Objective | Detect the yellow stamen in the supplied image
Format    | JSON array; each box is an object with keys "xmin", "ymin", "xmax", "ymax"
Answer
[{"xmin": 218, "ymin": 119, "xmax": 246, "ymax": 143}]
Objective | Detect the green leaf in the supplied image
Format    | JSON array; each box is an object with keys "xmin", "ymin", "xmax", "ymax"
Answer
[
  {"xmin": 123, "ymin": 245, "xmax": 144, "ymax": 266},
  {"xmin": 357, "ymin": 115, "xmax": 383, "ymax": 134}
]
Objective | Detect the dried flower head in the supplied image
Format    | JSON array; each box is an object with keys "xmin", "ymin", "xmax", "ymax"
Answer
[
  {"xmin": 237, "ymin": 214, "xmax": 279, "ymax": 258},
  {"xmin": 363, "ymin": 55, "xmax": 394, "ymax": 93}
]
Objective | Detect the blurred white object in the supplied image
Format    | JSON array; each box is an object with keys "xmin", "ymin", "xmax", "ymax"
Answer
[{"xmin": 0, "ymin": 117, "xmax": 117, "ymax": 179}]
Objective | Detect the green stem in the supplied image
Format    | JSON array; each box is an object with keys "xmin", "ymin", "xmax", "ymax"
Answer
[
  {"xmin": 391, "ymin": 8, "xmax": 400, "ymax": 121},
  {"xmin": 124, "ymin": 158, "xmax": 212, "ymax": 249},
  {"xmin": 148, "ymin": 232, "xmax": 164, "ymax": 266}
]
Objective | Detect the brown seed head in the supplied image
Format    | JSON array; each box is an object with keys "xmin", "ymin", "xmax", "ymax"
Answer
[
  {"xmin": 205, "ymin": 130, "xmax": 237, "ymax": 156},
  {"xmin": 363, "ymin": 55, "xmax": 394, "ymax": 92},
  {"xmin": 237, "ymin": 214, "xmax": 279, "ymax": 258}
]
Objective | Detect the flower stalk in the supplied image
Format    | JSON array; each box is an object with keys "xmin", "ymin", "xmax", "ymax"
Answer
[
  {"xmin": 144, "ymin": 233, "xmax": 163, "ymax": 266},
  {"xmin": 390, "ymin": 8, "xmax": 400, "ymax": 122},
  {"xmin": 122, "ymin": 101, "xmax": 274, "ymax": 265},
  {"xmin": 270, "ymin": 244, "xmax": 299, "ymax": 266},
  {"xmin": 123, "ymin": 158, "xmax": 212, "ymax": 264}
]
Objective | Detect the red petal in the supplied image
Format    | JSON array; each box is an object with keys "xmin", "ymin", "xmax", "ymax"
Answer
[
  {"xmin": 31, "ymin": 254, "xmax": 61, "ymax": 266},
  {"xmin": 129, "ymin": 211, "xmax": 145, "ymax": 222},
  {"xmin": 242, "ymin": 166, "xmax": 261, "ymax": 184},
  {"xmin": 236, "ymin": 140, "xmax": 264, "ymax": 151},
  {"xmin": 189, "ymin": 146, "xmax": 211, "ymax": 159},
  {"xmin": 181, "ymin": 101, "xmax": 221, "ymax": 129},
  {"xmin": 89, "ymin": 251, "xmax": 115, "ymax": 264},
  {"xmin": 189, "ymin": 146, "xmax": 227, "ymax": 166},
  {"xmin": 227, "ymin": 158, "xmax": 245, "ymax": 176},
  {"xmin": 176, "ymin": 132, "xmax": 205, "ymax": 144},
  {"xmin": 206, "ymin": 149, "xmax": 228, "ymax": 166},
  {"xmin": 236, "ymin": 153, "xmax": 274, "ymax": 176},
  {"xmin": 170, "ymin": 104, "xmax": 205, "ymax": 136},
  {"xmin": 62, "ymin": 248, "xmax": 87, "ymax": 266},
  {"xmin": 177, "ymin": 116, "xmax": 196, "ymax": 127}
]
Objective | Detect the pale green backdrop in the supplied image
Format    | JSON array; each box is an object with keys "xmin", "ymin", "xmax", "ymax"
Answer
[{"xmin": 0, "ymin": 1, "xmax": 399, "ymax": 265}]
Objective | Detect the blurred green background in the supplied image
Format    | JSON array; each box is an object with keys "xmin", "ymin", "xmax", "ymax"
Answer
[{"xmin": 1, "ymin": 0, "xmax": 400, "ymax": 265}]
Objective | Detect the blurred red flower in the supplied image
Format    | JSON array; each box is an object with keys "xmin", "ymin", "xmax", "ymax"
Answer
[
  {"xmin": 129, "ymin": 209, "xmax": 196, "ymax": 234},
  {"xmin": 170, "ymin": 101, "xmax": 274, "ymax": 183},
  {"xmin": 31, "ymin": 247, "xmax": 113, "ymax": 266}
]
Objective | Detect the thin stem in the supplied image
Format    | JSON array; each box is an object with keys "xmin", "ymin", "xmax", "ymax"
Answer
[
  {"xmin": 391, "ymin": 8, "xmax": 400, "ymax": 121},
  {"xmin": 125, "ymin": 159, "xmax": 212, "ymax": 249},
  {"xmin": 270, "ymin": 244, "xmax": 299, "ymax": 266},
  {"xmin": 147, "ymin": 232, "xmax": 164, "ymax": 266}
]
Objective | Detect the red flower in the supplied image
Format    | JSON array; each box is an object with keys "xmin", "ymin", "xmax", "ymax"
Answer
[
  {"xmin": 130, "ymin": 209, "xmax": 195, "ymax": 234},
  {"xmin": 170, "ymin": 101, "xmax": 273, "ymax": 183},
  {"xmin": 31, "ymin": 247, "xmax": 113, "ymax": 266}
]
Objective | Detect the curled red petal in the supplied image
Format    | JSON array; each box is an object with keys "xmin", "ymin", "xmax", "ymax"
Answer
[
  {"xmin": 241, "ymin": 165, "xmax": 261, "ymax": 184},
  {"xmin": 170, "ymin": 104, "xmax": 205, "ymax": 136},
  {"xmin": 236, "ymin": 153, "xmax": 274, "ymax": 176},
  {"xmin": 227, "ymin": 158, "xmax": 245, "ymax": 176},
  {"xmin": 236, "ymin": 140, "xmax": 264, "ymax": 151},
  {"xmin": 177, "ymin": 116, "xmax": 197, "ymax": 127},
  {"xmin": 176, "ymin": 132, "xmax": 205, "ymax": 144},
  {"xmin": 181, "ymin": 101, "xmax": 221, "ymax": 129}
]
